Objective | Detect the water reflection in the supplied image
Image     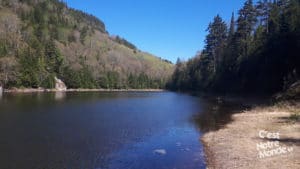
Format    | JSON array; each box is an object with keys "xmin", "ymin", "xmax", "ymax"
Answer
[
  {"xmin": 55, "ymin": 91, "xmax": 66, "ymax": 100},
  {"xmin": 0, "ymin": 86, "xmax": 2, "ymax": 100},
  {"xmin": 192, "ymin": 100, "xmax": 241, "ymax": 132},
  {"xmin": 0, "ymin": 92, "xmax": 207, "ymax": 169},
  {"xmin": 192, "ymin": 96, "xmax": 265, "ymax": 132}
]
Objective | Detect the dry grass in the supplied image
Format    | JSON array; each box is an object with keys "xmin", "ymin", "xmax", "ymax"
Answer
[{"xmin": 202, "ymin": 101, "xmax": 300, "ymax": 169}]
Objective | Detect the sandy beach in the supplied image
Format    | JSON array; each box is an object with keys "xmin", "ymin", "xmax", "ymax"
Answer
[{"xmin": 202, "ymin": 101, "xmax": 300, "ymax": 169}]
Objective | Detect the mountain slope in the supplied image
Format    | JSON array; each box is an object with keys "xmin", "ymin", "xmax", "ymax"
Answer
[{"xmin": 0, "ymin": 0, "xmax": 173, "ymax": 89}]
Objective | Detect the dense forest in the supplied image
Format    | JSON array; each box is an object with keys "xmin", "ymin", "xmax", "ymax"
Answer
[
  {"xmin": 167, "ymin": 0, "xmax": 300, "ymax": 95},
  {"xmin": 0, "ymin": 0, "xmax": 173, "ymax": 89}
]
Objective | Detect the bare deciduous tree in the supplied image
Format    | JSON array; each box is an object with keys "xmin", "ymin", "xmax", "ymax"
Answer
[
  {"xmin": 0, "ymin": 57, "xmax": 18, "ymax": 86},
  {"xmin": 0, "ymin": 11, "xmax": 23, "ymax": 56}
]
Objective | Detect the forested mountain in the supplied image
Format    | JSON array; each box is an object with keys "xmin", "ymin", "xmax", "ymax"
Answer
[
  {"xmin": 0, "ymin": 0, "xmax": 173, "ymax": 89},
  {"xmin": 168, "ymin": 0, "xmax": 300, "ymax": 94}
]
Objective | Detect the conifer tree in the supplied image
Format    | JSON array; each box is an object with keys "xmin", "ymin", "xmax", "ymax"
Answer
[{"xmin": 204, "ymin": 15, "xmax": 227, "ymax": 72}]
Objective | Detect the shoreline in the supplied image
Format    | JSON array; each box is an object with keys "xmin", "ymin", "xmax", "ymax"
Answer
[
  {"xmin": 3, "ymin": 88, "xmax": 166, "ymax": 93},
  {"xmin": 201, "ymin": 101, "xmax": 300, "ymax": 169}
]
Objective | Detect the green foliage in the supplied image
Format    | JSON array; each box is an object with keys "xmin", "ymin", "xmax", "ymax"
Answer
[
  {"xmin": 17, "ymin": 48, "xmax": 43, "ymax": 88},
  {"xmin": 41, "ymin": 73, "xmax": 55, "ymax": 89},
  {"xmin": 45, "ymin": 40, "xmax": 63, "ymax": 74},
  {"xmin": 235, "ymin": 0, "xmax": 257, "ymax": 60},
  {"xmin": 68, "ymin": 7, "xmax": 106, "ymax": 33},
  {"xmin": 113, "ymin": 36, "xmax": 137, "ymax": 50},
  {"xmin": 168, "ymin": 0, "xmax": 300, "ymax": 94},
  {"xmin": 62, "ymin": 66, "xmax": 98, "ymax": 89},
  {"xmin": 95, "ymin": 71, "xmax": 165, "ymax": 89},
  {"xmin": 98, "ymin": 71, "xmax": 121, "ymax": 89},
  {"xmin": 80, "ymin": 26, "xmax": 88, "ymax": 44},
  {"xmin": 127, "ymin": 73, "xmax": 159, "ymax": 89},
  {"xmin": 204, "ymin": 15, "xmax": 227, "ymax": 72},
  {"xmin": 0, "ymin": 42, "xmax": 8, "ymax": 57},
  {"xmin": 0, "ymin": 0, "xmax": 171, "ymax": 90},
  {"xmin": 229, "ymin": 12, "xmax": 235, "ymax": 38}
]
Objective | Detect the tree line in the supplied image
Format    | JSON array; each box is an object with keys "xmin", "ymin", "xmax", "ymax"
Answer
[{"xmin": 167, "ymin": 0, "xmax": 300, "ymax": 94}]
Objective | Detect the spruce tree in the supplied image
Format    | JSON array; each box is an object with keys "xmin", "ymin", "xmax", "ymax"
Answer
[
  {"xmin": 204, "ymin": 15, "xmax": 227, "ymax": 72},
  {"xmin": 229, "ymin": 12, "xmax": 235, "ymax": 38},
  {"xmin": 236, "ymin": 0, "xmax": 257, "ymax": 59}
]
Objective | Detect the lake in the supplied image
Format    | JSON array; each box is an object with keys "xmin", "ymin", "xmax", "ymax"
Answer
[{"xmin": 0, "ymin": 91, "xmax": 242, "ymax": 169}]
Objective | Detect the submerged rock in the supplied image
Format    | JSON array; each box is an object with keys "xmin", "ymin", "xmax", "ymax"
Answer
[
  {"xmin": 55, "ymin": 77, "xmax": 67, "ymax": 91},
  {"xmin": 154, "ymin": 149, "xmax": 167, "ymax": 155}
]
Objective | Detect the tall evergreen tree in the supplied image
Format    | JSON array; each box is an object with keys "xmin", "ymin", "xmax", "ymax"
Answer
[
  {"xmin": 256, "ymin": 0, "xmax": 271, "ymax": 33},
  {"xmin": 204, "ymin": 15, "xmax": 228, "ymax": 72},
  {"xmin": 45, "ymin": 40, "xmax": 63, "ymax": 74},
  {"xmin": 225, "ymin": 12, "xmax": 238, "ymax": 71},
  {"xmin": 236, "ymin": 0, "xmax": 257, "ymax": 60},
  {"xmin": 229, "ymin": 12, "xmax": 235, "ymax": 38}
]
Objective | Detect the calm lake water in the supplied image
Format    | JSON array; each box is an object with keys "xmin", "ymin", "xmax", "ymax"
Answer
[{"xmin": 0, "ymin": 91, "xmax": 245, "ymax": 169}]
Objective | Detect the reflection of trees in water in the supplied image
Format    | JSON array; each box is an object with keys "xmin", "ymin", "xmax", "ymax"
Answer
[{"xmin": 192, "ymin": 98, "xmax": 250, "ymax": 132}]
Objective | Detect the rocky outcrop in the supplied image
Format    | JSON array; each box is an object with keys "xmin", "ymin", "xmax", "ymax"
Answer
[{"xmin": 55, "ymin": 77, "xmax": 67, "ymax": 91}]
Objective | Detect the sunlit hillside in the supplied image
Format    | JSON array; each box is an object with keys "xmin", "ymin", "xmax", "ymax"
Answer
[{"xmin": 0, "ymin": 0, "xmax": 173, "ymax": 89}]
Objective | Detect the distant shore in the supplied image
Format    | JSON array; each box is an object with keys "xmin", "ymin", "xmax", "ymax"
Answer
[
  {"xmin": 201, "ymin": 101, "xmax": 299, "ymax": 169},
  {"xmin": 3, "ymin": 88, "xmax": 166, "ymax": 93}
]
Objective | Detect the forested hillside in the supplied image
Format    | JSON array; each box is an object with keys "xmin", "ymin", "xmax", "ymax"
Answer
[
  {"xmin": 0, "ymin": 0, "xmax": 173, "ymax": 89},
  {"xmin": 168, "ymin": 0, "xmax": 300, "ymax": 94}
]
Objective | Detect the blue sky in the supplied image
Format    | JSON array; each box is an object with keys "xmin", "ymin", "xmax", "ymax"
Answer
[{"xmin": 64, "ymin": 0, "xmax": 248, "ymax": 63}]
